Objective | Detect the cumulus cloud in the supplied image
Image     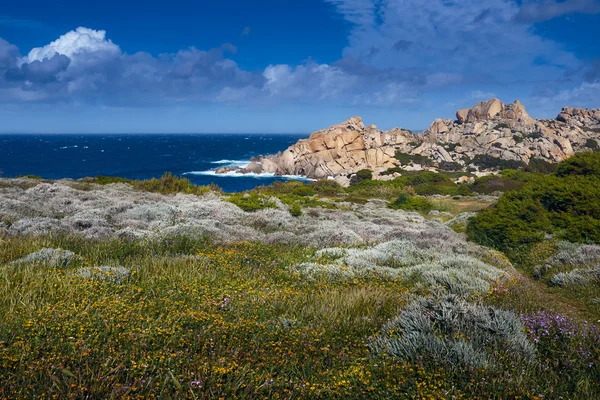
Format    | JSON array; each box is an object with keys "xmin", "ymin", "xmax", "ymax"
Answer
[
  {"xmin": 25, "ymin": 27, "xmax": 120, "ymax": 64},
  {"xmin": 529, "ymin": 80, "xmax": 600, "ymax": 117},
  {"xmin": 5, "ymin": 54, "xmax": 70, "ymax": 83},
  {"xmin": 0, "ymin": 38, "xmax": 19, "ymax": 70},
  {"xmin": 516, "ymin": 0, "xmax": 600, "ymax": 22}
]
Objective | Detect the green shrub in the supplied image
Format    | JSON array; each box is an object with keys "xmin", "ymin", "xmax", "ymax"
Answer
[
  {"xmin": 133, "ymin": 172, "xmax": 220, "ymax": 196},
  {"xmin": 585, "ymin": 139, "xmax": 600, "ymax": 151},
  {"xmin": 390, "ymin": 193, "xmax": 433, "ymax": 213},
  {"xmin": 288, "ymin": 202, "xmax": 303, "ymax": 217},
  {"xmin": 468, "ymin": 153, "xmax": 600, "ymax": 262},
  {"xmin": 395, "ymin": 152, "xmax": 434, "ymax": 166},
  {"xmin": 90, "ymin": 176, "xmax": 133, "ymax": 185},
  {"xmin": 16, "ymin": 174, "xmax": 44, "ymax": 180},
  {"xmin": 349, "ymin": 169, "xmax": 373, "ymax": 185},
  {"xmin": 556, "ymin": 151, "xmax": 600, "ymax": 177},
  {"xmin": 467, "ymin": 191, "xmax": 550, "ymax": 262},
  {"xmin": 309, "ymin": 180, "xmax": 344, "ymax": 196},
  {"xmin": 438, "ymin": 161, "xmax": 463, "ymax": 171},
  {"xmin": 227, "ymin": 192, "xmax": 278, "ymax": 212},
  {"xmin": 468, "ymin": 155, "xmax": 526, "ymax": 170},
  {"xmin": 291, "ymin": 185, "xmax": 316, "ymax": 197},
  {"xmin": 470, "ymin": 175, "xmax": 525, "ymax": 194},
  {"xmin": 524, "ymin": 158, "xmax": 558, "ymax": 174},
  {"xmin": 413, "ymin": 181, "xmax": 473, "ymax": 196},
  {"xmin": 380, "ymin": 167, "xmax": 404, "ymax": 175}
]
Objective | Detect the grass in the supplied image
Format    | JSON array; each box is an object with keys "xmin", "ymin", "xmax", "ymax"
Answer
[
  {"xmin": 79, "ymin": 172, "xmax": 222, "ymax": 196},
  {"xmin": 1, "ymin": 234, "xmax": 599, "ymax": 398}
]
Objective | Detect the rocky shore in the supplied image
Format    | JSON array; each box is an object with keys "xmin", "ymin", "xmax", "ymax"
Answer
[{"xmin": 216, "ymin": 99, "xmax": 600, "ymax": 186}]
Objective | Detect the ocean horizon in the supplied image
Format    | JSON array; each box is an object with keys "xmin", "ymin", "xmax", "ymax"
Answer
[{"xmin": 0, "ymin": 133, "xmax": 310, "ymax": 192}]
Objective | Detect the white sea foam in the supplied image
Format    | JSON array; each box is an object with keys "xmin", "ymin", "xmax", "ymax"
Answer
[
  {"xmin": 210, "ymin": 159, "xmax": 251, "ymax": 167},
  {"xmin": 184, "ymin": 170, "xmax": 315, "ymax": 181}
]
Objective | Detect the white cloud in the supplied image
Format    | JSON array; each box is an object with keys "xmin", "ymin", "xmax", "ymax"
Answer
[
  {"xmin": 516, "ymin": 0, "xmax": 600, "ymax": 22},
  {"xmin": 263, "ymin": 62, "xmax": 357, "ymax": 100},
  {"xmin": 25, "ymin": 27, "xmax": 120, "ymax": 64},
  {"xmin": 328, "ymin": 0, "xmax": 579, "ymax": 82},
  {"xmin": 471, "ymin": 90, "xmax": 497, "ymax": 100}
]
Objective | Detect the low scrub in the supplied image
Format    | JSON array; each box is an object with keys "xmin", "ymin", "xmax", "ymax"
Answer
[
  {"xmin": 390, "ymin": 193, "xmax": 433, "ymax": 213},
  {"xmin": 227, "ymin": 192, "xmax": 278, "ymax": 212},
  {"xmin": 468, "ymin": 152, "xmax": 600, "ymax": 262},
  {"xmin": 371, "ymin": 295, "xmax": 535, "ymax": 369}
]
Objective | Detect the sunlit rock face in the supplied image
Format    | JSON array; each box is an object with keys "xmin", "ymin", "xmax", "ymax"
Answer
[{"xmin": 217, "ymin": 98, "xmax": 600, "ymax": 183}]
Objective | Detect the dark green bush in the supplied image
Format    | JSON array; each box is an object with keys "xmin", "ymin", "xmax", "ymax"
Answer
[
  {"xmin": 349, "ymin": 169, "xmax": 373, "ymax": 186},
  {"xmin": 390, "ymin": 193, "xmax": 433, "ymax": 213},
  {"xmin": 380, "ymin": 167, "xmax": 404, "ymax": 175},
  {"xmin": 524, "ymin": 158, "xmax": 558, "ymax": 174},
  {"xmin": 467, "ymin": 191, "xmax": 550, "ymax": 262},
  {"xmin": 585, "ymin": 139, "xmax": 599, "ymax": 151},
  {"xmin": 413, "ymin": 181, "xmax": 473, "ymax": 196},
  {"xmin": 468, "ymin": 155, "xmax": 526, "ymax": 170},
  {"xmin": 556, "ymin": 151, "xmax": 600, "ymax": 177},
  {"xmin": 288, "ymin": 202, "xmax": 303, "ymax": 217},
  {"xmin": 395, "ymin": 152, "xmax": 434, "ymax": 166},
  {"xmin": 468, "ymin": 153, "xmax": 600, "ymax": 263},
  {"xmin": 470, "ymin": 175, "xmax": 525, "ymax": 194},
  {"xmin": 227, "ymin": 193, "xmax": 277, "ymax": 212},
  {"xmin": 90, "ymin": 176, "xmax": 132, "ymax": 185},
  {"xmin": 438, "ymin": 161, "xmax": 463, "ymax": 171},
  {"xmin": 309, "ymin": 180, "xmax": 344, "ymax": 196},
  {"xmin": 291, "ymin": 185, "xmax": 316, "ymax": 197}
]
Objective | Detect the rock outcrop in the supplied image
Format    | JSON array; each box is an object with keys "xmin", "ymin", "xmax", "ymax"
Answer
[
  {"xmin": 253, "ymin": 117, "xmax": 416, "ymax": 179},
  {"xmin": 419, "ymin": 99, "xmax": 599, "ymax": 164},
  {"xmin": 216, "ymin": 98, "xmax": 600, "ymax": 184}
]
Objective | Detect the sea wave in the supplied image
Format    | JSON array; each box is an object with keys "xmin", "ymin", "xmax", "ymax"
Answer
[
  {"xmin": 184, "ymin": 170, "xmax": 315, "ymax": 181},
  {"xmin": 210, "ymin": 159, "xmax": 251, "ymax": 167}
]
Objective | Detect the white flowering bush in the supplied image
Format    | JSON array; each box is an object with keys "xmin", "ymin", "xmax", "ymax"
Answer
[
  {"xmin": 76, "ymin": 266, "xmax": 131, "ymax": 284},
  {"xmin": 12, "ymin": 248, "xmax": 75, "ymax": 268},
  {"xmin": 370, "ymin": 295, "xmax": 536, "ymax": 369}
]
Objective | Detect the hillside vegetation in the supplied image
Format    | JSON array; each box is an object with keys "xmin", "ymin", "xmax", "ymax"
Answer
[{"xmin": 0, "ymin": 157, "xmax": 599, "ymax": 399}]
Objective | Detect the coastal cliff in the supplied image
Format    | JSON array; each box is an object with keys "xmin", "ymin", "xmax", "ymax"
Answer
[{"xmin": 217, "ymin": 99, "xmax": 600, "ymax": 185}]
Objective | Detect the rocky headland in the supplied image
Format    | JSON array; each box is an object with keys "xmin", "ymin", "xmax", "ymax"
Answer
[{"xmin": 217, "ymin": 99, "xmax": 600, "ymax": 185}]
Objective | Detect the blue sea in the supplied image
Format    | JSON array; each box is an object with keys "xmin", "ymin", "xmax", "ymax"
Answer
[{"xmin": 0, "ymin": 134, "xmax": 309, "ymax": 192}]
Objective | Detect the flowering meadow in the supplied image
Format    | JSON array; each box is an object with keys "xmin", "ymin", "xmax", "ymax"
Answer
[{"xmin": 0, "ymin": 176, "xmax": 599, "ymax": 399}]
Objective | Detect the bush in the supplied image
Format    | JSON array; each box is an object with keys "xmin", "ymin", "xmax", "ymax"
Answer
[
  {"xmin": 468, "ymin": 155, "xmax": 526, "ymax": 170},
  {"xmin": 133, "ymin": 172, "xmax": 220, "ymax": 196},
  {"xmin": 349, "ymin": 169, "xmax": 373, "ymax": 185},
  {"xmin": 470, "ymin": 175, "xmax": 525, "ymax": 194},
  {"xmin": 89, "ymin": 176, "xmax": 133, "ymax": 185},
  {"xmin": 467, "ymin": 191, "xmax": 550, "ymax": 262},
  {"xmin": 438, "ymin": 161, "xmax": 463, "ymax": 171},
  {"xmin": 556, "ymin": 151, "xmax": 600, "ymax": 177},
  {"xmin": 524, "ymin": 158, "xmax": 558, "ymax": 174},
  {"xmin": 395, "ymin": 152, "xmax": 434, "ymax": 166},
  {"xmin": 380, "ymin": 167, "xmax": 404, "ymax": 175},
  {"xmin": 468, "ymin": 153, "xmax": 600, "ymax": 262},
  {"xmin": 288, "ymin": 202, "xmax": 303, "ymax": 217},
  {"xmin": 227, "ymin": 193, "xmax": 278, "ymax": 212},
  {"xmin": 585, "ymin": 139, "xmax": 600, "ymax": 151},
  {"xmin": 414, "ymin": 181, "xmax": 473, "ymax": 196},
  {"xmin": 371, "ymin": 295, "xmax": 535, "ymax": 369},
  {"xmin": 390, "ymin": 193, "xmax": 433, "ymax": 213},
  {"xmin": 309, "ymin": 180, "xmax": 344, "ymax": 196},
  {"xmin": 291, "ymin": 185, "xmax": 316, "ymax": 197}
]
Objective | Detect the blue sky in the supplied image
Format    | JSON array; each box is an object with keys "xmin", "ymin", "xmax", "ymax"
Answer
[{"xmin": 0, "ymin": 0, "xmax": 599, "ymax": 133}]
